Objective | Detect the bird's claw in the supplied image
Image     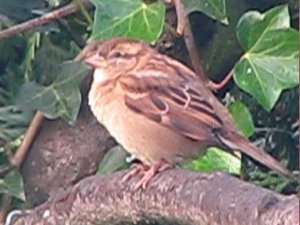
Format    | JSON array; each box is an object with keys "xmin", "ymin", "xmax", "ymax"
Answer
[{"xmin": 123, "ymin": 161, "xmax": 172, "ymax": 190}]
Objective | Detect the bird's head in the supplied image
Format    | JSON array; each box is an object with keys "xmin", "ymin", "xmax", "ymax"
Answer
[{"xmin": 75, "ymin": 37, "xmax": 154, "ymax": 83}]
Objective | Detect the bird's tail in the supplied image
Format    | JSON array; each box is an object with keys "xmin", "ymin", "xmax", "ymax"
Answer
[{"xmin": 217, "ymin": 131, "xmax": 294, "ymax": 179}]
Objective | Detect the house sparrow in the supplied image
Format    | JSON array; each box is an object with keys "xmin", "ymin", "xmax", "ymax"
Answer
[{"xmin": 76, "ymin": 37, "xmax": 293, "ymax": 189}]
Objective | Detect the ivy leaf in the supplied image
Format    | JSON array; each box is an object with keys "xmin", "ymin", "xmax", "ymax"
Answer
[
  {"xmin": 0, "ymin": 170, "xmax": 25, "ymax": 201},
  {"xmin": 0, "ymin": 106, "xmax": 32, "ymax": 141},
  {"xmin": 31, "ymin": 36, "xmax": 75, "ymax": 84},
  {"xmin": 234, "ymin": 5, "xmax": 299, "ymax": 111},
  {"xmin": 229, "ymin": 101, "xmax": 255, "ymax": 138},
  {"xmin": 90, "ymin": 0, "xmax": 165, "ymax": 43},
  {"xmin": 183, "ymin": 147, "xmax": 241, "ymax": 175},
  {"xmin": 16, "ymin": 62, "xmax": 90, "ymax": 124},
  {"xmin": 97, "ymin": 146, "xmax": 129, "ymax": 175},
  {"xmin": 181, "ymin": 0, "xmax": 228, "ymax": 24}
]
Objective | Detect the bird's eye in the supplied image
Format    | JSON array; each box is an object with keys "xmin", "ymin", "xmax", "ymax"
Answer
[
  {"xmin": 110, "ymin": 51, "xmax": 123, "ymax": 58},
  {"xmin": 97, "ymin": 51, "xmax": 102, "ymax": 57}
]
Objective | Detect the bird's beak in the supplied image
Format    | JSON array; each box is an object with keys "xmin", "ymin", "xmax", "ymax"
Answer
[
  {"xmin": 74, "ymin": 52, "xmax": 107, "ymax": 68},
  {"xmin": 85, "ymin": 54, "xmax": 108, "ymax": 68}
]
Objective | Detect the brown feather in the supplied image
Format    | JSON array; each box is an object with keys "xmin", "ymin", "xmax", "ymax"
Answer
[
  {"xmin": 120, "ymin": 70, "xmax": 223, "ymax": 141},
  {"xmin": 80, "ymin": 37, "xmax": 293, "ymax": 180}
]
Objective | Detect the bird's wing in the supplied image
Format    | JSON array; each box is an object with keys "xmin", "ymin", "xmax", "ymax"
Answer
[{"xmin": 118, "ymin": 70, "xmax": 223, "ymax": 141}]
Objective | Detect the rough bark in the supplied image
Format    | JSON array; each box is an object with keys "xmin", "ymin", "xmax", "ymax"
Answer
[
  {"xmin": 20, "ymin": 75, "xmax": 116, "ymax": 206},
  {"xmin": 11, "ymin": 169, "xmax": 298, "ymax": 225}
]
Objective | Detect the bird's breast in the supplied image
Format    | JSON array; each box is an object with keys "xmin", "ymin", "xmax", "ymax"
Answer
[{"xmin": 88, "ymin": 82, "xmax": 205, "ymax": 165}]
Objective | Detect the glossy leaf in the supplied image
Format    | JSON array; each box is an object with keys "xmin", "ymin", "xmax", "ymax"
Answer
[
  {"xmin": 0, "ymin": 170, "xmax": 25, "ymax": 201},
  {"xmin": 90, "ymin": 0, "xmax": 165, "ymax": 43},
  {"xmin": 234, "ymin": 5, "xmax": 299, "ymax": 111},
  {"xmin": 181, "ymin": 0, "xmax": 227, "ymax": 24},
  {"xmin": 183, "ymin": 147, "xmax": 241, "ymax": 174},
  {"xmin": 16, "ymin": 62, "xmax": 90, "ymax": 124},
  {"xmin": 229, "ymin": 101, "xmax": 255, "ymax": 138}
]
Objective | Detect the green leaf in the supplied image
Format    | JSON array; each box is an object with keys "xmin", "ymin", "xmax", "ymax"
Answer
[
  {"xmin": 90, "ymin": 0, "xmax": 165, "ymax": 43},
  {"xmin": 22, "ymin": 32, "xmax": 41, "ymax": 81},
  {"xmin": 0, "ymin": 36, "xmax": 25, "ymax": 63},
  {"xmin": 31, "ymin": 36, "xmax": 74, "ymax": 85},
  {"xmin": 0, "ymin": 106, "xmax": 32, "ymax": 141},
  {"xmin": 0, "ymin": 0, "xmax": 46, "ymax": 22},
  {"xmin": 97, "ymin": 146, "xmax": 129, "ymax": 175},
  {"xmin": 182, "ymin": 147, "xmax": 241, "ymax": 174},
  {"xmin": 0, "ymin": 170, "xmax": 25, "ymax": 201},
  {"xmin": 16, "ymin": 62, "xmax": 90, "ymax": 124},
  {"xmin": 181, "ymin": 0, "xmax": 228, "ymax": 24},
  {"xmin": 234, "ymin": 5, "xmax": 299, "ymax": 111},
  {"xmin": 229, "ymin": 101, "xmax": 255, "ymax": 138}
]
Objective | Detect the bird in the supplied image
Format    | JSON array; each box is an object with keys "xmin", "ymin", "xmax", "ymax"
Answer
[{"xmin": 75, "ymin": 37, "xmax": 293, "ymax": 189}]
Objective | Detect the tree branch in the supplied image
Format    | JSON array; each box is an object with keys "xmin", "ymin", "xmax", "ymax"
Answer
[
  {"xmin": 20, "ymin": 75, "xmax": 116, "ymax": 206},
  {"xmin": 10, "ymin": 112, "xmax": 44, "ymax": 169},
  {"xmin": 0, "ymin": 0, "xmax": 92, "ymax": 40},
  {"xmin": 171, "ymin": 0, "xmax": 208, "ymax": 84},
  {"xmin": 9, "ymin": 169, "xmax": 298, "ymax": 225}
]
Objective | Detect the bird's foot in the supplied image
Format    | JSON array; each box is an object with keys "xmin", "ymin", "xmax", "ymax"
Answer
[
  {"xmin": 123, "ymin": 160, "xmax": 172, "ymax": 190},
  {"xmin": 122, "ymin": 163, "xmax": 149, "ymax": 182},
  {"xmin": 133, "ymin": 165, "xmax": 158, "ymax": 190},
  {"xmin": 134, "ymin": 161, "xmax": 172, "ymax": 190}
]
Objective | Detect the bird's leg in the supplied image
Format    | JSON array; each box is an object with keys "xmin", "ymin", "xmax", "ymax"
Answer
[
  {"xmin": 122, "ymin": 163, "xmax": 149, "ymax": 182},
  {"xmin": 134, "ymin": 160, "xmax": 172, "ymax": 190}
]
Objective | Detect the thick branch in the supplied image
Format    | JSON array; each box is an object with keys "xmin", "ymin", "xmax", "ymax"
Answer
[{"xmin": 11, "ymin": 169, "xmax": 298, "ymax": 225}]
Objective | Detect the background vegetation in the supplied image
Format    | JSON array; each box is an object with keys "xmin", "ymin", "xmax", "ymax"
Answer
[{"xmin": 0, "ymin": 0, "xmax": 298, "ymax": 219}]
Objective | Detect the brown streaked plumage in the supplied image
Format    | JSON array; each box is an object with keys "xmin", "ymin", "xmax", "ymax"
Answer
[{"xmin": 76, "ymin": 37, "xmax": 293, "ymax": 189}]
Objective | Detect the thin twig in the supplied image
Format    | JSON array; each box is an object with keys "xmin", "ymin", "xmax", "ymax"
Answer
[
  {"xmin": 58, "ymin": 18, "xmax": 86, "ymax": 48},
  {"xmin": 10, "ymin": 111, "xmax": 44, "ymax": 169},
  {"xmin": 164, "ymin": 22, "xmax": 180, "ymax": 38},
  {"xmin": 0, "ymin": 0, "xmax": 92, "ymax": 40},
  {"xmin": 170, "ymin": 0, "xmax": 236, "ymax": 90},
  {"xmin": 173, "ymin": 0, "xmax": 185, "ymax": 35},
  {"xmin": 74, "ymin": 0, "xmax": 93, "ymax": 26},
  {"xmin": 172, "ymin": 0, "xmax": 208, "ymax": 84},
  {"xmin": 207, "ymin": 68, "xmax": 234, "ymax": 91}
]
